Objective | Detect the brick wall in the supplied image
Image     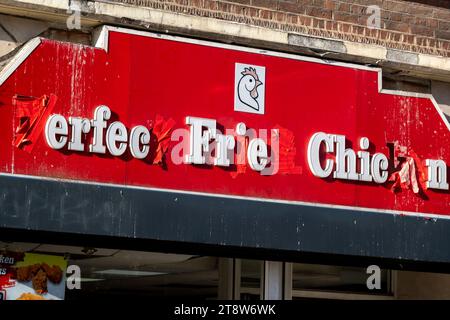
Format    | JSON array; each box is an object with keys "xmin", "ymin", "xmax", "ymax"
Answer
[{"xmin": 105, "ymin": 0, "xmax": 450, "ymax": 57}]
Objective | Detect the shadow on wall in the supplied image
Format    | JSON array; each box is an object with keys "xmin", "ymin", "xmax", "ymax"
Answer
[
  {"xmin": 0, "ymin": 13, "xmax": 49, "ymax": 59},
  {"xmin": 431, "ymin": 81, "xmax": 450, "ymax": 122}
]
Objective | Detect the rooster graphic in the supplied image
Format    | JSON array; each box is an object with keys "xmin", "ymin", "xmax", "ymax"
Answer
[{"xmin": 237, "ymin": 67, "xmax": 263, "ymax": 112}]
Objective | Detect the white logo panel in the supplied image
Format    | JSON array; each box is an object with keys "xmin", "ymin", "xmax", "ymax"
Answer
[{"xmin": 234, "ymin": 63, "xmax": 265, "ymax": 115}]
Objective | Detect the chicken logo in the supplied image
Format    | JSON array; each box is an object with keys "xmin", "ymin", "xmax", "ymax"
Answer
[
  {"xmin": 238, "ymin": 68, "xmax": 262, "ymax": 110},
  {"xmin": 234, "ymin": 63, "xmax": 266, "ymax": 115}
]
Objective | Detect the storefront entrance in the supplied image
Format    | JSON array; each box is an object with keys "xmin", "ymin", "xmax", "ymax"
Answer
[{"xmin": 0, "ymin": 241, "xmax": 395, "ymax": 300}]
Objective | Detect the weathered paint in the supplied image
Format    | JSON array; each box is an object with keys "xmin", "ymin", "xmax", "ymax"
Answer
[{"xmin": 0, "ymin": 28, "xmax": 449, "ymax": 217}]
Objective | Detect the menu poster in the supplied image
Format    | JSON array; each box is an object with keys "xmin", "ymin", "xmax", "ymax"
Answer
[{"xmin": 0, "ymin": 251, "xmax": 67, "ymax": 300}]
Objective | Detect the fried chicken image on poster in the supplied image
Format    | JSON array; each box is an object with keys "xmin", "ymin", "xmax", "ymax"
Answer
[{"xmin": 0, "ymin": 252, "xmax": 67, "ymax": 300}]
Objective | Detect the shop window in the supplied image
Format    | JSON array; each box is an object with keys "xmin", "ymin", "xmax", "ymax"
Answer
[
  {"xmin": 0, "ymin": 242, "xmax": 220, "ymax": 300},
  {"xmin": 239, "ymin": 259, "xmax": 394, "ymax": 300},
  {"xmin": 291, "ymin": 263, "xmax": 394, "ymax": 300},
  {"xmin": 240, "ymin": 259, "xmax": 262, "ymax": 300}
]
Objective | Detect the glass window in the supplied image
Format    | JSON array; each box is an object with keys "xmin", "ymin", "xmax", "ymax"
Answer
[
  {"xmin": 291, "ymin": 263, "xmax": 392, "ymax": 299},
  {"xmin": 240, "ymin": 259, "xmax": 261, "ymax": 300}
]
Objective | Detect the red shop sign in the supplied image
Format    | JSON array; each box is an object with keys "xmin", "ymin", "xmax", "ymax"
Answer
[{"xmin": 0, "ymin": 26, "xmax": 449, "ymax": 217}]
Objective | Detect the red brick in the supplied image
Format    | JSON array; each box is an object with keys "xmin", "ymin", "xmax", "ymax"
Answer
[
  {"xmin": 204, "ymin": 0, "xmax": 218, "ymax": 10},
  {"xmin": 350, "ymin": 4, "xmax": 368, "ymax": 15},
  {"xmin": 340, "ymin": 22, "xmax": 351, "ymax": 33},
  {"xmin": 436, "ymin": 30, "xmax": 450, "ymax": 41},
  {"xmin": 405, "ymin": 4, "xmax": 435, "ymax": 17},
  {"xmin": 438, "ymin": 20, "xmax": 450, "ymax": 31},
  {"xmin": 379, "ymin": 30, "xmax": 391, "ymax": 40},
  {"xmin": 336, "ymin": 2, "xmax": 350, "ymax": 12},
  {"xmin": 174, "ymin": 0, "xmax": 189, "ymax": 5},
  {"xmin": 334, "ymin": 11, "xmax": 361, "ymax": 25},
  {"xmin": 429, "ymin": 39, "xmax": 438, "ymax": 49},
  {"xmin": 225, "ymin": 0, "xmax": 251, "ymax": 4},
  {"xmin": 357, "ymin": 15, "xmax": 373, "ymax": 27},
  {"xmin": 342, "ymin": 0, "xmax": 382, "ymax": 6},
  {"xmin": 440, "ymin": 40, "xmax": 450, "ymax": 51},
  {"xmin": 384, "ymin": 21, "xmax": 411, "ymax": 33},
  {"xmin": 246, "ymin": 6, "xmax": 259, "ymax": 17},
  {"xmin": 324, "ymin": 0, "xmax": 335, "ymax": 10},
  {"xmin": 298, "ymin": 15, "xmax": 313, "ymax": 26},
  {"xmin": 312, "ymin": 0, "xmax": 326, "ymax": 7},
  {"xmin": 291, "ymin": 14, "xmax": 299, "ymax": 24},
  {"xmin": 419, "ymin": 38, "xmax": 437, "ymax": 48},
  {"xmin": 232, "ymin": 4, "xmax": 247, "ymax": 15},
  {"xmin": 312, "ymin": 18, "xmax": 325, "ymax": 29},
  {"xmin": 414, "ymin": 17, "xmax": 434, "ymax": 28},
  {"xmin": 402, "ymin": 34, "xmax": 416, "ymax": 44},
  {"xmin": 162, "ymin": 0, "xmax": 450, "ymax": 58},
  {"xmin": 217, "ymin": 2, "xmax": 230, "ymax": 12},
  {"xmin": 188, "ymin": 0, "xmax": 203, "ymax": 7},
  {"xmin": 433, "ymin": 9, "xmax": 450, "ymax": 21},
  {"xmin": 383, "ymin": 0, "xmax": 406, "ymax": 12},
  {"xmin": 387, "ymin": 11, "xmax": 404, "ymax": 22},
  {"xmin": 294, "ymin": 0, "xmax": 314, "ymax": 4},
  {"xmin": 324, "ymin": 20, "xmax": 338, "ymax": 31},
  {"xmin": 364, "ymin": 28, "xmax": 377, "ymax": 38},
  {"xmin": 390, "ymin": 32, "xmax": 402, "ymax": 42},
  {"xmin": 414, "ymin": 37, "xmax": 424, "ymax": 46},
  {"xmin": 278, "ymin": 1, "xmax": 306, "ymax": 14},
  {"xmin": 275, "ymin": 11, "xmax": 287, "ymax": 22},
  {"xmin": 259, "ymin": 9, "xmax": 273, "ymax": 20},
  {"xmin": 250, "ymin": 0, "xmax": 275, "ymax": 10},
  {"xmin": 305, "ymin": 6, "xmax": 332, "ymax": 19},
  {"xmin": 410, "ymin": 25, "xmax": 434, "ymax": 37},
  {"xmin": 351, "ymin": 25, "xmax": 365, "ymax": 35},
  {"xmin": 426, "ymin": 18, "xmax": 439, "ymax": 29},
  {"xmin": 439, "ymin": 43, "xmax": 450, "ymax": 57}
]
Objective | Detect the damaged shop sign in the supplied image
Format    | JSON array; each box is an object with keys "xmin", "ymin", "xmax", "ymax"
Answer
[
  {"xmin": 44, "ymin": 105, "xmax": 449, "ymax": 188},
  {"xmin": 184, "ymin": 116, "xmax": 273, "ymax": 173},
  {"xmin": 3, "ymin": 27, "xmax": 449, "ymax": 217},
  {"xmin": 44, "ymin": 108, "xmax": 275, "ymax": 174},
  {"xmin": 45, "ymin": 105, "xmax": 151, "ymax": 159},
  {"xmin": 307, "ymin": 132, "xmax": 449, "ymax": 191}
]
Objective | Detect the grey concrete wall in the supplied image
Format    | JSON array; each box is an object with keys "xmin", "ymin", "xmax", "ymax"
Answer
[
  {"xmin": 0, "ymin": 13, "xmax": 49, "ymax": 56},
  {"xmin": 432, "ymin": 80, "xmax": 450, "ymax": 120},
  {"xmin": 0, "ymin": 13, "xmax": 90, "ymax": 70}
]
